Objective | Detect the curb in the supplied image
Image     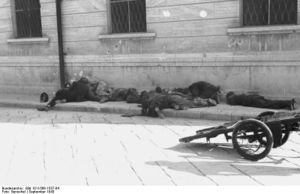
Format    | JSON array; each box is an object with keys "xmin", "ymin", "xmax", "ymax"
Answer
[{"xmin": 0, "ymin": 100, "xmax": 280, "ymax": 121}]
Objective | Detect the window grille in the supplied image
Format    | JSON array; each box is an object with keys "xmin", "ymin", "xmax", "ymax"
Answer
[
  {"xmin": 110, "ymin": 0, "xmax": 147, "ymax": 33},
  {"xmin": 243, "ymin": 0, "xmax": 298, "ymax": 26},
  {"xmin": 15, "ymin": 0, "xmax": 42, "ymax": 38}
]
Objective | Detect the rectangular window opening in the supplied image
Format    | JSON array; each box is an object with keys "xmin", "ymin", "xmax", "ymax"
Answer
[
  {"xmin": 15, "ymin": 0, "xmax": 42, "ymax": 38},
  {"xmin": 243, "ymin": 0, "xmax": 298, "ymax": 26},
  {"xmin": 110, "ymin": 0, "xmax": 147, "ymax": 33}
]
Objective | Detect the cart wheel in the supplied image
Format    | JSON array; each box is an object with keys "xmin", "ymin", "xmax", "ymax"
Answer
[
  {"xmin": 278, "ymin": 129, "xmax": 290, "ymax": 147},
  {"xmin": 232, "ymin": 119, "xmax": 273, "ymax": 161},
  {"xmin": 257, "ymin": 111, "xmax": 275, "ymax": 119}
]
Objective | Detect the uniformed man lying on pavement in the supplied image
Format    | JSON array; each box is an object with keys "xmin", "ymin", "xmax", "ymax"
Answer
[
  {"xmin": 139, "ymin": 89, "xmax": 217, "ymax": 118},
  {"xmin": 37, "ymin": 77, "xmax": 104, "ymax": 111},
  {"xmin": 226, "ymin": 91, "xmax": 296, "ymax": 110}
]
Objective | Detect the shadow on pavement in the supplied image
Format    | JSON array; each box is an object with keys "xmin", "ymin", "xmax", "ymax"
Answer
[
  {"xmin": 146, "ymin": 160, "xmax": 300, "ymax": 177},
  {"xmin": 145, "ymin": 142, "xmax": 300, "ymax": 177}
]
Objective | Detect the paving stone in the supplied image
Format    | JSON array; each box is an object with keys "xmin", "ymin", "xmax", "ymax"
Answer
[{"xmin": 0, "ymin": 107, "xmax": 300, "ymax": 185}]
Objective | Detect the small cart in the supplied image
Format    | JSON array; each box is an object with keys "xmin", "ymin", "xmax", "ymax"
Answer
[{"xmin": 179, "ymin": 111, "xmax": 300, "ymax": 161}]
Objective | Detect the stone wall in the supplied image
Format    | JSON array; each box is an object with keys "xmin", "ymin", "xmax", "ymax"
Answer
[{"xmin": 0, "ymin": 0, "xmax": 300, "ymax": 100}]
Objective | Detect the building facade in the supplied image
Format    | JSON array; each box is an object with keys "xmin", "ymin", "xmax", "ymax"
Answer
[{"xmin": 0, "ymin": 0, "xmax": 300, "ymax": 99}]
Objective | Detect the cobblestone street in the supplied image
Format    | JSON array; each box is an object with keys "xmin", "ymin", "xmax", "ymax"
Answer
[{"xmin": 0, "ymin": 108, "xmax": 300, "ymax": 186}]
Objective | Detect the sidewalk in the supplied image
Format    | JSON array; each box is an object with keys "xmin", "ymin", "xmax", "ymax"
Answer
[
  {"xmin": 0, "ymin": 94, "xmax": 297, "ymax": 121},
  {"xmin": 1, "ymin": 108, "xmax": 300, "ymax": 185}
]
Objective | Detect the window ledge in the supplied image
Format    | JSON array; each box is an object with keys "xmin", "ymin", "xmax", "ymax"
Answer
[
  {"xmin": 227, "ymin": 25, "xmax": 300, "ymax": 35},
  {"xmin": 7, "ymin": 37, "xmax": 49, "ymax": 44},
  {"xmin": 99, "ymin": 32, "xmax": 156, "ymax": 40}
]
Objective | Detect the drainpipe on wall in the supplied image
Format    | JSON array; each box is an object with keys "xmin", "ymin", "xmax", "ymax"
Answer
[{"xmin": 56, "ymin": 0, "xmax": 65, "ymax": 88}]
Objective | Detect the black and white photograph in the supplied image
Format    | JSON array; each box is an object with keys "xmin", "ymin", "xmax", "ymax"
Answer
[{"xmin": 0, "ymin": 0, "xmax": 300, "ymax": 192}]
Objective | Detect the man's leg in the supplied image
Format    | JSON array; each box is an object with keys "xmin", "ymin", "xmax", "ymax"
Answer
[
  {"xmin": 263, "ymin": 99, "xmax": 295, "ymax": 110},
  {"xmin": 37, "ymin": 96, "xmax": 59, "ymax": 111}
]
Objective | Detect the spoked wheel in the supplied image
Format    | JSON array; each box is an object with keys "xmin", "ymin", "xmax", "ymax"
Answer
[
  {"xmin": 278, "ymin": 127, "xmax": 290, "ymax": 147},
  {"xmin": 232, "ymin": 119, "xmax": 274, "ymax": 161}
]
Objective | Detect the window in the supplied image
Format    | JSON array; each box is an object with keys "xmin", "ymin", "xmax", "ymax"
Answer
[
  {"xmin": 110, "ymin": 0, "xmax": 147, "ymax": 33},
  {"xmin": 243, "ymin": 0, "xmax": 298, "ymax": 26},
  {"xmin": 15, "ymin": 0, "xmax": 42, "ymax": 38}
]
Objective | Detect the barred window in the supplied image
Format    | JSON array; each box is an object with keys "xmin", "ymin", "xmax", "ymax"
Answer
[
  {"xmin": 15, "ymin": 0, "xmax": 42, "ymax": 38},
  {"xmin": 110, "ymin": 0, "xmax": 147, "ymax": 33},
  {"xmin": 243, "ymin": 0, "xmax": 298, "ymax": 26}
]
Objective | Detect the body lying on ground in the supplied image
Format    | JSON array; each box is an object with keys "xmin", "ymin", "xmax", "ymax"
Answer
[
  {"xmin": 226, "ymin": 91, "xmax": 296, "ymax": 110},
  {"xmin": 37, "ymin": 77, "xmax": 102, "ymax": 111},
  {"xmin": 139, "ymin": 90, "xmax": 217, "ymax": 118},
  {"xmin": 108, "ymin": 88, "xmax": 140, "ymax": 103}
]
